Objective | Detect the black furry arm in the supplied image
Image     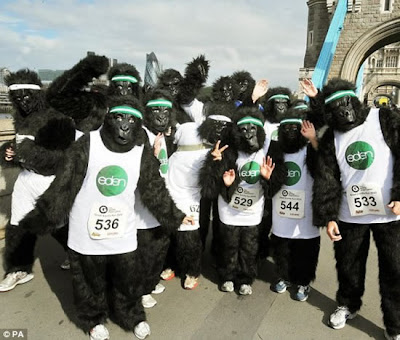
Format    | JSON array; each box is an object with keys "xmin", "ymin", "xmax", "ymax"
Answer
[
  {"xmin": 16, "ymin": 116, "xmax": 76, "ymax": 175},
  {"xmin": 306, "ymin": 143, "xmax": 318, "ymax": 179},
  {"xmin": 311, "ymin": 128, "xmax": 342, "ymax": 226},
  {"xmin": 267, "ymin": 141, "xmax": 286, "ymax": 197},
  {"xmin": 177, "ymin": 55, "xmax": 210, "ymax": 105},
  {"xmin": 138, "ymin": 142, "xmax": 185, "ymax": 232},
  {"xmin": 18, "ymin": 135, "xmax": 89, "ymax": 234},
  {"xmin": 379, "ymin": 108, "xmax": 400, "ymax": 200},
  {"xmin": 199, "ymin": 147, "xmax": 237, "ymax": 200},
  {"xmin": 46, "ymin": 55, "xmax": 109, "ymax": 116},
  {"xmin": 307, "ymin": 91, "xmax": 326, "ymax": 130}
]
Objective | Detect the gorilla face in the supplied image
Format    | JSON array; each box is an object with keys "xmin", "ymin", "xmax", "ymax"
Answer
[
  {"xmin": 198, "ymin": 118, "xmax": 231, "ymax": 145},
  {"xmin": 221, "ymin": 82, "xmax": 234, "ymax": 102},
  {"xmin": 279, "ymin": 123, "xmax": 306, "ymax": 153},
  {"xmin": 9, "ymin": 89, "xmax": 41, "ymax": 117},
  {"xmin": 238, "ymin": 79, "xmax": 249, "ymax": 96},
  {"xmin": 273, "ymin": 98, "xmax": 289, "ymax": 118},
  {"xmin": 112, "ymin": 81, "xmax": 133, "ymax": 96},
  {"xmin": 328, "ymin": 95, "xmax": 356, "ymax": 131},
  {"xmin": 238, "ymin": 123, "xmax": 259, "ymax": 152},
  {"xmin": 164, "ymin": 77, "xmax": 181, "ymax": 98},
  {"xmin": 148, "ymin": 106, "xmax": 171, "ymax": 133},
  {"xmin": 103, "ymin": 112, "xmax": 138, "ymax": 146}
]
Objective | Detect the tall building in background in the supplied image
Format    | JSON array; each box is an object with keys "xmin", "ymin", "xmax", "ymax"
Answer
[{"xmin": 144, "ymin": 52, "xmax": 161, "ymax": 90}]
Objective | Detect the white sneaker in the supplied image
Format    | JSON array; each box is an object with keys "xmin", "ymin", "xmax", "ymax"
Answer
[
  {"xmin": 89, "ymin": 324, "xmax": 109, "ymax": 340},
  {"xmin": 151, "ymin": 282, "xmax": 165, "ymax": 294},
  {"xmin": 0, "ymin": 271, "xmax": 34, "ymax": 292},
  {"xmin": 160, "ymin": 268, "xmax": 175, "ymax": 280},
  {"xmin": 220, "ymin": 281, "xmax": 234, "ymax": 292},
  {"xmin": 239, "ymin": 284, "xmax": 252, "ymax": 295},
  {"xmin": 134, "ymin": 321, "xmax": 151, "ymax": 340},
  {"xmin": 141, "ymin": 294, "xmax": 157, "ymax": 308},
  {"xmin": 328, "ymin": 306, "xmax": 357, "ymax": 329},
  {"xmin": 184, "ymin": 275, "xmax": 199, "ymax": 290}
]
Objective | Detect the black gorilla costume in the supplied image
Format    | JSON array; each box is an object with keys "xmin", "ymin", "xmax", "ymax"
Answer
[
  {"xmin": 107, "ymin": 62, "xmax": 142, "ymax": 100},
  {"xmin": 268, "ymin": 107, "xmax": 320, "ymax": 298},
  {"xmin": 312, "ymin": 78, "xmax": 400, "ymax": 337},
  {"xmin": 134, "ymin": 88, "xmax": 178, "ymax": 298},
  {"xmin": 46, "ymin": 54, "xmax": 109, "ymax": 134},
  {"xmin": 19, "ymin": 95, "xmax": 187, "ymax": 338},
  {"xmin": 200, "ymin": 106, "xmax": 277, "ymax": 294},
  {"xmin": 231, "ymin": 70, "xmax": 256, "ymax": 105},
  {"xmin": 261, "ymin": 86, "xmax": 292, "ymax": 124},
  {"xmin": 0, "ymin": 69, "xmax": 75, "ymax": 290}
]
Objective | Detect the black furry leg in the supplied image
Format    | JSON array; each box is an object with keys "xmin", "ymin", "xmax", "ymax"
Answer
[
  {"xmin": 199, "ymin": 198, "xmax": 212, "ymax": 251},
  {"xmin": 259, "ymin": 200, "xmax": 272, "ymax": 259},
  {"xmin": 163, "ymin": 232, "xmax": 178, "ymax": 273},
  {"xmin": 51, "ymin": 224, "xmax": 69, "ymax": 252},
  {"xmin": 372, "ymin": 221, "xmax": 400, "ymax": 336},
  {"xmin": 270, "ymin": 234, "xmax": 291, "ymax": 282},
  {"xmin": 211, "ymin": 200, "xmax": 220, "ymax": 257},
  {"xmin": 4, "ymin": 223, "xmax": 37, "ymax": 274},
  {"xmin": 175, "ymin": 230, "xmax": 202, "ymax": 278},
  {"xmin": 216, "ymin": 222, "xmax": 240, "ymax": 283},
  {"xmin": 69, "ymin": 249, "xmax": 108, "ymax": 332},
  {"xmin": 108, "ymin": 252, "xmax": 146, "ymax": 331},
  {"xmin": 334, "ymin": 222, "xmax": 370, "ymax": 313},
  {"xmin": 136, "ymin": 227, "xmax": 169, "ymax": 295},
  {"xmin": 236, "ymin": 225, "xmax": 259, "ymax": 286}
]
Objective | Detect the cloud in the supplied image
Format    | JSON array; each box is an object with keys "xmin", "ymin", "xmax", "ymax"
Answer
[{"xmin": 0, "ymin": 0, "xmax": 308, "ymax": 90}]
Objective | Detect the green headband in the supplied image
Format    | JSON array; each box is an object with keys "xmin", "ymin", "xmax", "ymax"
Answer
[
  {"xmin": 268, "ymin": 94, "xmax": 290, "ymax": 101},
  {"xmin": 293, "ymin": 104, "xmax": 308, "ymax": 111},
  {"xmin": 111, "ymin": 75, "xmax": 138, "ymax": 84},
  {"xmin": 109, "ymin": 106, "xmax": 143, "ymax": 119},
  {"xmin": 325, "ymin": 90, "xmax": 357, "ymax": 104},
  {"xmin": 146, "ymin": 99, "xmax": 173, "ymax": 108},
  {"xmin": 280, "ymin": 118, "xmax": 303, "ymax": 125},
  {"xmin": 237, "ymin": 116, "xmax": 264, "ymax": 128}
]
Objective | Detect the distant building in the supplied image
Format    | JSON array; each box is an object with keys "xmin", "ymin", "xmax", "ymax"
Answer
[
  {"xmin": 0, "ymin": 68, "xmax": 11, "ymax": 85},
  {"xmin": 37, "ymin": 69, "xmax": 65, "ymax": 82},
  {"xmin": 144, "ymin": 52, "xmax": 161, "ymax": 90}
]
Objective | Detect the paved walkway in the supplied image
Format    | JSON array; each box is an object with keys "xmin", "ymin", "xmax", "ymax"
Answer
[{"xmin": 0, "ymin": 232, "xmax": 385, "ymax": 340}]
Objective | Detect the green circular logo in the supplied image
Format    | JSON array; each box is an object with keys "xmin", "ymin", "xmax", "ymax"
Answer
[
  {"xmin": 158, "ymin": 148, "xmax": 169, "ymax": 174},
  {"xmin": 239, "ymin": 161, "xmax": 260, "ymax": 184},
  {"xmin": 285, "ymin": 161, "xmax": 301, "ymax": 186},
  {"xmin": 345, "ymin": 141, "xmax": 374, "ymax": 170},
  {"xmin": 271, "ymin": 129, "xmax": 279, "ymax": 141},
  {"xmin": 96, "ymin": 165, "xmax": 128, "ymax": 196}
]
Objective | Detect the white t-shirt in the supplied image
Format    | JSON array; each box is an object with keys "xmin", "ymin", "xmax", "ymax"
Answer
[
  {"xmin": 272, "ymin": 147, "xmax": 319, "ymax": 239},
  {"xmin": 68, "ymin": 130, "xmax": 144, "ymax": 255},
  {"xmin": 334, "ymin": 108, "xmax": 400, "ymax": 224}
]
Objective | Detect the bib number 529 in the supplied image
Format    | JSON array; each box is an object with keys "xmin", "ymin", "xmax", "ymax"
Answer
[{"xmin": 234, "ymin": 197, "xmax": 253, "ymax": 207}]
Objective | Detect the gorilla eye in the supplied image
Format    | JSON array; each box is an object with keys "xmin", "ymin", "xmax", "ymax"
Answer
[
  {"xmin": 128, "ymin": 116, "xmax": 135, "ymax": 123},
  {"xmin": 115, "ymin": 114, "xmax": 123, "ymax": 121}
]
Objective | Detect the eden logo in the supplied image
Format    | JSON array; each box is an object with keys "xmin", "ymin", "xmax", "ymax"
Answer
[
  {"xmin": 285, "ymin": 161, "xmax": 301, "ymax": 186},
  {"xmin": 96, "ymin": 165, "xmax": 128, "ymax": 196},
  {"xmin": 345, "ymin": 141, "xmax": 374, "ymax": 170},
  {"xmin": 239, "ymin": 161, "xmax": 260, "ymax": 184},
  {"xmin": 158, "ymin": 148, "xmax": 169, "ymax": 174}
]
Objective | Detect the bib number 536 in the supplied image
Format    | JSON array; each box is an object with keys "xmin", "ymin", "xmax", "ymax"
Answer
[{"xmin": 95, "ymin": 218, "xmax": 119, "ymax": 230}]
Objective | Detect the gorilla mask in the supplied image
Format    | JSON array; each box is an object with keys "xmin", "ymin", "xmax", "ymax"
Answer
[
  {"xmin": 110, "ymin": 75, "xmax": 138, "ymax": 97},
  {"xmin": 325, "ymin": 90, "xmax": 357, "ymax": 132},
  {"xmin": 269, "ymin": 95, "xmax": 289, "ymax": 120},
  {"xmin": 145, "ymin": 98, "xmax": 172, "ymax": 134},
  {"xmin": 101, "ymin": 104, "xmax": 143, "ymax": 152},
  {"xmin": 278, "ymin": 118, "xmax": 306, "ymax": 153},
  {"xmin": 198, "ymin": 115, "xmax": 232, "ymax": 145},
  {"xmin": 237, "ymin": 116, "xmax": 264, "ymax": 152}
]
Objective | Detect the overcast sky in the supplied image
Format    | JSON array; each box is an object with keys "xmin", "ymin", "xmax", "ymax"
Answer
[{"xmin": 0, "ymin": 0, "xmax": 309, "ymax": 91}]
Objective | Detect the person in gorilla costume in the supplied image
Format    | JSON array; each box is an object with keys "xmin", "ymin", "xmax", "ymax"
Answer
[
  {"xmin": 19, "ymin": 95, "xmax": 193, "ymax": 340},
  {"xmin": 134, "ymin": 88, "xmax": 178, "ymax": 308},
  {"xmin": 0, "ymin": 69, "xmax": 75, "ymax": 292},
  {"xmin": 46, "ymin": 54, "xmax": 109, "ymax": 134},
  {"xmin": 268, "ymin": 106, "xmax": 320, "ymax": 302},
  {"xmin": 311, "ymin": 78, "xmax": 400, "ymax": 339},
  {"xmin": 107, "ymin": 62, "xmax": 142, "ymax": 100},
  {"xmin": 231, "ymin": 70, "xmax": 256, "ymax": 107},
  {"xmin": 200, "ymin": 106, "xmax": 276, "ymax": 295}
]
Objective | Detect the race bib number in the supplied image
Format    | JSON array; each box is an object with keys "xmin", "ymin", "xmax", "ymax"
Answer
[
  {"xmin": 230, "ymin": 186, "xmax": 262, "ymax": 213},
  {"xmin": 346, "ymin": 183, "xmax": 386, "ymax": 216},
  {"xmin": 87, "ymin": 202, "xmax": 128, "ymax": 239},
  {"xmin": 274, "ymin": 189, "xmax": 305, "ymax": 219}
]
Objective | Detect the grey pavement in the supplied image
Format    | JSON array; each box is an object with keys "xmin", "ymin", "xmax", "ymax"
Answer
[{"xmin": 0, "ymin": 231, "xmax": 385, "ymax": 340}]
